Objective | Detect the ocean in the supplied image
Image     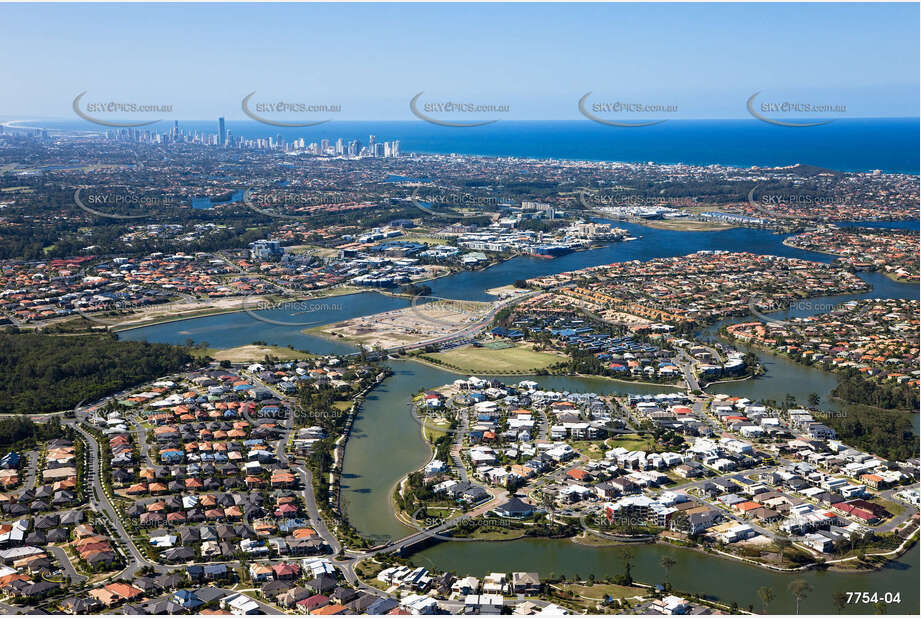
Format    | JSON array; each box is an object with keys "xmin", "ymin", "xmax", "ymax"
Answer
[{"xmin": 9, "ymin": 118, "xmax": 920, "ymax": 174}]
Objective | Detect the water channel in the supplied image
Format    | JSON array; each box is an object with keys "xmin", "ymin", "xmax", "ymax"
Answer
[{"xmin": 118, "ymin": 222, "xmax": 920, "ymax": 612}]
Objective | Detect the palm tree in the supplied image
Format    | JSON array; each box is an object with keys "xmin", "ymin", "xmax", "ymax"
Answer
[
  {"xmin": 660, "ymin": 556, "xmax": 677, "ymax": 589},
  {"xmin": 621, "ymin": 547, "xmax": 635, "ymax": 585},
  {"xmin": 832, "ymin": 592, "xmax": 847, "ymax": 614},
  {"xmin": 789, "ymin": 580, "xmax": 813, "ymax": 615},
  {"xmin": 776, "ymin": 537, "xmax": 791, "ymax": 566},
  {"xmin": 758, "ymin": 586, "xmax": 775, "ymax": 614}
]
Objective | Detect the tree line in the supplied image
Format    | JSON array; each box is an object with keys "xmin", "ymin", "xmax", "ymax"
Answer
[{"xmin": 0, "ymin": 331, "xmax": 193, "ymax": 414}]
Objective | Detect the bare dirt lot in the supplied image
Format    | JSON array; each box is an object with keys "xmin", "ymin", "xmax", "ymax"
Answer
[{"xmin": 315, "ymin": 299, "xmax": 491, "ymax": 349}]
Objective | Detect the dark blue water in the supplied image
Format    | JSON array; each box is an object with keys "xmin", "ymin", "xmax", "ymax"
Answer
[
  {"xmin": 191, "ymin": 189, "xmax": 245, "ymax": 210},
  {"xmin": 18, "ymin": 118, "xmax": 921, "ymax": 173},
  {"xmin": 122, "ymin": 224, "xmax": 919, "ymax": 350},
  {"xmin": 427, "ymin": 220, "xmax": 838, "ymax": 301}
]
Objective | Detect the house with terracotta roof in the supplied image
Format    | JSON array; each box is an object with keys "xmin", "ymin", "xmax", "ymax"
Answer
[
  {"xmin": 735, "ymin": 501, "xmax": 762, "ymax": 515},
  {"xmin": 271, "ymin": 470, "xmax": 296, "ymax": 488},
  {"xmin": 272, "ymin": 562, "xmax": 301, "ymax": 580},
  {"xmin": 566, "ymin": 468, "xmax": 591, "ymax": 482},
  {"xmin": 859, "ymin": 473, "xmax": 886, "ymax": 490},
  {"xmin": 249, "ymin": 564, "xmax": 274, "ymax": 583},
  {"xmin": 105, "ymin": 582, "xmax": 144, "ymax": 602},
  {"xmin": 312, "ymin": 603, "xmax": 348, "ymax": 615},
  {"xmin": 88, "ymin": 587, "xmax": 120, "ymax": 607}
]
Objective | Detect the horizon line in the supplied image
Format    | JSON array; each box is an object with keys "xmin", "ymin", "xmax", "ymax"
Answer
[{"xmin": 4, "ymin": 116, "xmax": 920, "ymax": 125}]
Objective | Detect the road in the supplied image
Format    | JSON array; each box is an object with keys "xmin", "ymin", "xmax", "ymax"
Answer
[
  {"xmin": 13, "ymin": 451, "xmax": 39, "ymax": 499},
  {"xmin": 45, "ymin": 545, "xmax": 88, "ymax": 585},
  {"xmin": 71, "ymin": 421, "xmax": 156, "ymax": 579},
  {"xmin": 387, "ymin": 290, "xmax": 539, "ymax": 354},
  {"xmin": 536, "ymin": 409, "xmax": 550, "ymax": 440},
  {"xmin": 129, "ymin": 416, "xmax": 156, "ymax": 467},
  {"xmin": 874, "ymin": 485, "xmax": 921, "ymax": 533},
  {"xmin": 0, "ymin": 601, "xmax": 26, "ymax": 615},
  {"xmin": 449, "ymin": 408, "xmax": 470, "ymax": 483},
  {"xmin": 296, "ymin": 465, "xmax": 341, "ymax": 556},
  {"xmin": 675, "ymin": 349, "xmax": 701, "ymax": 391}
]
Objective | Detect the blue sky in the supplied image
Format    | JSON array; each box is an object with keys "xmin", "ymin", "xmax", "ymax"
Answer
[{"xmin": 1, "ymin": 2, "xmax": 918, "ymax": 120}]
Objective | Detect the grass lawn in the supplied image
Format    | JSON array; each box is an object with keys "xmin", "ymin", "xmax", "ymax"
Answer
[
  {"xmin": 417, "ymin": 505, "xmax": 457, "ymax": 518},
  {"xmin": 451, "ymin": 527, "xmax": 526, "ymax": 541},
  {"xmin": 572, "ymin": 531, "xmax": 643, "ymax": 547},
  {"xmin": 605, "ymin": 433, "xmax": 658, "ymax": 452},
  {"xmin": 557, "ymin": 581, "xmax": 647, "ymax": 601},
  {"xmin": 421, "ymin": 417, "xmax": 451, "ymax": 441},
  {"xmin": 874, "ymin": 496, "xmax": 907, "ymax": 518},
  {"xmin": 354, "ymin": 559, "xmax": 386, "ymax": 581},
  {"xmin": 428, "ymin": 343, "xmax": 562, "ymax": 373},
  {"xmin": 549, "ymin": 581, "xmax": 648, "ymax": 611},
  {"xmin": 568, "ymin": 440, "xmax": 606, "ymax": 460},
  {"xmin": 283, "ymin": 244, "xmax": 339, "ymax": 258}
]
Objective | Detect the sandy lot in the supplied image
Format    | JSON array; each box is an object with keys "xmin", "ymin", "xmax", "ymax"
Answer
[
  {"xmin": 106, "ymin": 295, "xmax": 272, "ymax": 329},
  {"xmin": 203, "ymin": 344, "xmax": 313, "ymax": 362},
  {"xmin": 600, "ymin": 309, "xmax": 656, "ymax": 330},
  {"xmin": 485, "ymin": 284, "xmax": 531, "ymax": 298},
  {"xmin": 317, "ymin": 299, "xmax": 491, "ymax": 349}
]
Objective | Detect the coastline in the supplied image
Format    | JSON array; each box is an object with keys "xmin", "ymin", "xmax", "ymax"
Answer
[{"xmin": 8, "ymin": 118, "xmax": 920, "ymax": 175}]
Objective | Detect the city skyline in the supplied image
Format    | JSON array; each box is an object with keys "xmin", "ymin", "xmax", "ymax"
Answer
[
  {"xmin": 0, "ymin": 4, "xmax": 917, "ymax": 616},
  {"xmin": 88, "ymin": 118, "xmax": 403, "ymax": 156}
]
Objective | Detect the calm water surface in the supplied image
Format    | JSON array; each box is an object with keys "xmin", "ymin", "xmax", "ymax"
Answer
[
  {"xmin": 118, "ymin": 224, "xmax": 921, "ymax": 612},
  {"xmin": 119, "ymin": 291, "xmax": 408, "ymax": 354},
  {"xmin": 411, "ymin": 539, "xmax": 919, "ymax": 615}
]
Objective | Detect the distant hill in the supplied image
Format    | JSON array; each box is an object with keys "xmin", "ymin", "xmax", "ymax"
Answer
[{"xmin": 771, "ymin": 163, "xmax": 844, "ymax": 177}]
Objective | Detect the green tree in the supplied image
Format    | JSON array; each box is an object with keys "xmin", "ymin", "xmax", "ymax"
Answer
[
  {"xmin": 659, "ymin": 556, "xmax": 676, "ymax": 589},
  {"xmin": 788, "ymin": 580, "xmax": 813, "ymax": 615},
  {"xmin": 775, "ymin": 537, "xmax": 791, "ymax": 566},
  {"xmin": 758, "ymin": 586, "xmax": 775, "ymax": 614},
  {"xmin": 832, "ymin": 592, "xmax": 847, "ymax": 614}
]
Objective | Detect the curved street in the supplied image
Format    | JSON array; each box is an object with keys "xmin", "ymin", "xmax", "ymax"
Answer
[{"xmin": 70, "ymin": 420, "xmax": 158, "ymax": 579}]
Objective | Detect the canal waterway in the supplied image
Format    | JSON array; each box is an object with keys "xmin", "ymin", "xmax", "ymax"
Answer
[
  {"xmin": 121, "ymin": 222, "xmax": 918, "ymax": 420},
  {"xmin": 118, "ymin": 222, "xmax": 920, "ymax": 613},
  {"xmin": 343, "ymin": 359, "xmax": 918, "ymax": 614},
  {"xmin": 410, "ymin": 537, "xmax": 919, "ymax": 615}
]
